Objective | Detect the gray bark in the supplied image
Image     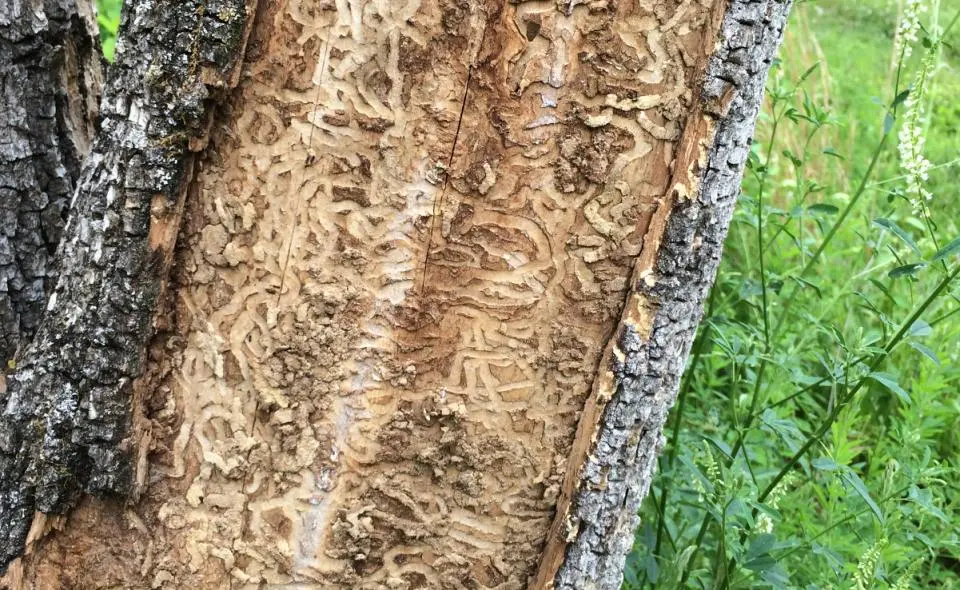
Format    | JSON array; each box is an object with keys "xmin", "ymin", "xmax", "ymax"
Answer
[
  {"xmin": 552, "ymin": 1, "xmax": 793, "ymax": 588},
  {"xmin": 0, "ymin": 0, "xmax": 101, "ymax": 364},
  {"xmin": 0, "ymin": 0, "xmax": 255, "ymax": 572}
]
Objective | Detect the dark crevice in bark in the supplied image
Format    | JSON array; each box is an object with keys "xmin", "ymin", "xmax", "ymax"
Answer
[
  {"xmin": 553, "ymin": 1, "xmax": 794, "ymax": 588},
  {"xmin": 0, "ymin": 0, "xmax": 102, "ymax": 364},
  {"xmin": 0, "ymin": 0, "xmax": 256, "ymax": 572}
]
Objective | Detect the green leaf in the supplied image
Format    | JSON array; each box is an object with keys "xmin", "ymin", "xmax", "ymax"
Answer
[
  {"xmin": 791, "ymin": 275, "xmax": 823, "ymax": 298},
  {"xmin": 798, "ymin": 62, "xmax": 820, "ymax": 83},
  {"xmin": 813, "ymin": 542, "xmax": 845, "ymax": 571},
  {"xmin": 908, "ymin": 320, "xmax": 933, "ymax": 337},
  {"xmin": 889, "ymin": 263, "xmax": 926, "ymax": 279},
  {"xmin": 743, "ymin": 534, "xmax": 790, "ymax": 587},
  {"xmin": 746, "ymin": 534, "xmax": 777, "ymax": 561},
  {"xmin": 744, "ymin": 552, "xmax": 777, "ymax": 573},
  {"xmin": 760, "ymin": 564, "xmax": 791, "ymax": 588},
  {"xmin": 932, "ymin": 236, "xmax": 960, "ymax": 261},
  {"xmin": 102, "ymin": 36, "xmax": 116, "ymax": 63},
  {"xmin": 675, "ymin": 545, "xmax": 697, "ymax": 579},
  {"xmin": 740, "ymin": 279, "xmax": 764, "ymax": 299},
  {"xmin": 761, "ymin": 410, "xmax": 804, "ymax": 448},
  {"xmin": 748, "ymin": 500, "xmax": 782, "ymax": 522},
  {"xmin": 822, "ymin": 147, "xmax": 845, "ymax": 159},
  {"xmin": 782, "ymin": 149, "xmax": 802, "ymax": 168},
  {"xmin": 841, "ymin": 469, "xmax": 884, "ymax": 523},
  {"xmin": 907, "ymin": 486, "xmax": 951, "ymax": 524},
  {"xmin": 726, "ymin": 498, "xmax": 750, "ymax": 520},
  {"xmin": 678, "ymin": 455, "xmax": 714, "ymax": 494},
  {"xmin": 883, "ymin": 111, "xmax": 895, "ymax": 134},
  {"xmin": 891, "ymin": 88, "xmax": 911, "ymax": 109},
  {"xmin": 873, "ymin": 218, "xmax": 921, "ymax": 255},
  {"xmin": 812, "ymin": 457, "xmax": 839, "ymax": 471},
  {"xmin": 868, "ymin": 278, "xmax": 897, "ymax": 305},
  {"xmin": 912, "ymin": 531, "xmax": 938, "ymax": 549},
  {"xmin": 701, "ymin": 435, "xmax": 733, "ymax": 459},
  {"xmin": 868, "ymin": 372, "xmax": 912, "ymax": 405},
  {"xmin": 908, "ymin": 341, "xmax": 941, "ymax": 366},
  {"xmin": 808, "ymin": 203, "xmax": 839, "ymax": 215},
  {"xmin": 632, "ymin": 553, "xmax": 658, "ymax": 585}
]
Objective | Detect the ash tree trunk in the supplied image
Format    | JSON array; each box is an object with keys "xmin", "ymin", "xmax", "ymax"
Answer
[{"xmin": 0, "ymin": 1, "xmax": 791, "ymax": 589}]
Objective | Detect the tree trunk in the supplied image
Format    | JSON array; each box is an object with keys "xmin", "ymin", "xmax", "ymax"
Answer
[
  {"xmin": 1, "ymin": 0, "xmax": 791, "ymax": 588},
  {"xmin": 0, "ymin": 0, "xmax": 101, "ymax": 364}
]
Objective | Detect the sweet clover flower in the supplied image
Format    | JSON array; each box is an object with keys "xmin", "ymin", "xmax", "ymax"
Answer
[
  {"xmin": 895, "ymin": 0, "xmax": 928, "ymax": 58},
  {"xmin": 756, "ymin": 473, "xmax": 795, "ymax": 534},
  {"xmin": 853, "ymin": 537, "xmax": 888, "ymax": 590},
  {"xmin": 890, "ymin": 558, "xmax": 923, "ymax": 590},
  {"xmin": 898, "ymin": 46, "xmax": 938, "ymax": 210}
]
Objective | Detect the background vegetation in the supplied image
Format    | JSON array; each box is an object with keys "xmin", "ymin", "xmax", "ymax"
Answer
[
  {"xmin": 627, "ymin": 0, "xmax": 960, "ymax": 588},
  {"xmin": 94, "ymin": 0, "xmax": 958, "ymax": 588},
  {"xmin": 96, "ymin": 0, "xmax": 121, "ymax": 61}
]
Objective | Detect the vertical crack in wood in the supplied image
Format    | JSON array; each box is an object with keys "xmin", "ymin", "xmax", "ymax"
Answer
[
  {"xmin": 416, "ymin": 12, "xmax": 488, "ymax": 299},
  {"xmin": 277, "ymin": 33, "xmax": 332, "ymax": 306},
  {"xmin": 417, "ymin": 64, "xmax": 474, "ymax": 298}
]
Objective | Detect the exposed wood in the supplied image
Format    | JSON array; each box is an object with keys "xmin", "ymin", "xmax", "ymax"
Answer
[
  {"xmin": 60, "ymin": 1, "xmax": 731, "ymax": 587},
  {"xmin": 0, "ymin": 0, "xmax": 257, "ymax": 573},
  {"xmin": 2, "ymin": 0, "xmax": 792, "ymax": 588},
  {"xmin": 0, "ymin": 0, "xmax": 101, "ymax": 363}
]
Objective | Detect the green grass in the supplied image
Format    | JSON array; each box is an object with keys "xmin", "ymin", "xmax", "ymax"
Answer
[{"xmin": 628, "ymin": 1, "xmax": 960, "ymax": 588}]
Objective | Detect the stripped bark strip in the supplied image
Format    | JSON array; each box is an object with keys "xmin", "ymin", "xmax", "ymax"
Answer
[
  {"xmin": 0, "ymin": 0, "xmax": 257, "ymax": 571},
  {"xmin": 537, "ymin": 1, "xmax": 794, "ymax": 588},
  {"xmin": 0, "ymin": 0, "xmax": 101, "ymax": 363}
]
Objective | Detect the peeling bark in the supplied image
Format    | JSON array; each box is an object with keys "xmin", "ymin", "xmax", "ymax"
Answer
[
  {"xmin": 2, "ymin": 0, "xmax": 791, "ymax": 588},
  {"xmin": 0, "ymin": 0, "xmax": 257, "ymax": 571},
  {"xmin": 0, "ymin": 0, "xmax": 101, "ymax": 363}
]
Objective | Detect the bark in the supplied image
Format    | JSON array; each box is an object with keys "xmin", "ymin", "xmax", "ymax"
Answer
[
  {"xmin": 537, "ymin": 2, "xmax": 793, "ymax": 587},
  {"xmin": 1, "ymin": 0, "xmax": 791, "ymax": 588},
  {"xmin": 0, "ymin": 0, "xmax": 101, "ymax": 363},
  {"xmin": 0, "ymin": 0, "xmax": 256, "ymax": 572}
]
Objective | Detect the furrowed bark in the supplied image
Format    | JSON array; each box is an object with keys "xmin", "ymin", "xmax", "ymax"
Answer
[
  {"xmin": 0, "ymin": 0, "xmax": 256, "ymax": 572},
  {"xmin": 537, "ymin": 1, "xmax": 793, "ymax": 588},
  {"xmin": 0, "ymin": 0, "xmax": 101, "ymax": 364}
]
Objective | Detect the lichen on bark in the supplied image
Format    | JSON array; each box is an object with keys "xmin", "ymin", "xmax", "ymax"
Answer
[{"xmin": 0, "ymin": 0, "xmax": 256, "ymax": 572}]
